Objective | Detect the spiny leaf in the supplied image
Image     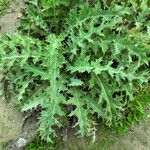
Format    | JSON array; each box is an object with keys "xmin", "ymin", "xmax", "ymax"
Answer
[
  {"xmin": 23, "ymin": 64, "xmax": 49, "ymax": 80},
  {"xmin": 68, "ymin": 78, "xmax": 84, "ymax": 86},
  {"xmin": 42, "ymin": 0, "xmax": 69, "ymax": 8},
  {"xmin": 85, "ymin": 95, "xmax": 106, "ymax": 119},
  {"xmin": 18, "ymin": 77, "xmax": 33, "ymax": 101},
  {"xmin": 39, "ymin": 99, "xmax": 65, "ymax": 142},
  {"xmin": 21, "ymin": 97, "xmax": 42, "ymax": 112},
  {"xmin": 68, "ymin": 89, "xmax": 94, "ymax": 136},
  {"xmin": 68, "ymin": 56, "xmax": 93, "ymax": 73}
]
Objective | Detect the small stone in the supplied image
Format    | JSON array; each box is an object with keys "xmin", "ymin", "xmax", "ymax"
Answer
[{"xmin": 16, "ymin": 138, "xmax": 26, "ymax": 148}]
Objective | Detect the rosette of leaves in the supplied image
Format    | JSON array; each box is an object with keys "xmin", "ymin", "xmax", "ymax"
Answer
[
  {"xmin": 65, "ymin": 2, "xmax": 149, "ymax": 125},
  {"xmin": 0, "ymin": 33, "xmax": 68, "ymax": 142},
  {"xmin": 0, "ymin": 0, "xmax": 149, "ymax": 142}
]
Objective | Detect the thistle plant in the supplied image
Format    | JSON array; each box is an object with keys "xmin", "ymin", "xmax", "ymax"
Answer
[{"xmin": 0, "ymin": 0, "xmax": 149, "ymax": 142}]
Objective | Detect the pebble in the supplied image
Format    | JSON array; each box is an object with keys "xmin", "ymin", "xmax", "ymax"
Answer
[{"xmin": 16, "ymin": 137, "xmax": 27, "ymax": 148}]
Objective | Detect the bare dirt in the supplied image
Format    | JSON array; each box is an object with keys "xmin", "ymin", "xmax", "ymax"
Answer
[
  {"xmin": 109, "ymin": 119, "xmax": 150, "ymax": 150},
  {"xmin": 60, "ymin": 118, "xmax": 150, "ymax": 150},
  {"xmin": 0, "ymin": 1, "xmax": 33, "ymax": 149},
  {"xmin": 0, "ymin": 98, "xmax": 23, "ymax": 149},
  {"xmin": 0, "ymin": 0, "xmax": 25, "ymax": 36},
  {"xmin": 0, "ymin": 0, "xmax": 37, "ymax": 150}
]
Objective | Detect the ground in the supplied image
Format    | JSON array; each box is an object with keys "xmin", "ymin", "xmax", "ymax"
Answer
[
  {"xmin": 109, "ymin": 120, "xmax": 150, "ymax": 150},
  {"xmin": 0, "ymin": 0, "xmax": 150, "ymax": 150},
  {"xmin": 0, "ymin": 98, "xmax": 23, "ymax": 149},
  {"xmin": 0, "ymin": 0, "xmax": 24, "ymax": 36},
  {"xmin": 0, "ymin": 1, "xmax": 38, "ymax": 149},
  {"xmin": 0, "ymin": 1, "xmax": 25, "ymax": 149},
  {"xmin": 59, "ymin": 119, "xmax": 150, "ymax": 150}
]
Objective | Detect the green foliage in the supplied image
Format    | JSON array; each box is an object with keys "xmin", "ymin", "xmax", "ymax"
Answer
[
  {"xmin": 24, "ymin": 136, "xmax": 55, "ymax": 150},
  {"xmin": 25, "ymin": 125, "xmax": 114, "ymax": 150},
  {"xmin": 113, "ymin": 89, "xmax": 150, "ymax": 135},
  {"xmin": 19, "ymin": 0, "xmax": 79, "ymax": 36},
  {"xmin": 0, "ymin": 0, "xmax": 150, "ymax": 143}
]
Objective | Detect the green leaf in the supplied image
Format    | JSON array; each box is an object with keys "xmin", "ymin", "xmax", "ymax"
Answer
[
  {"xmin": 91, "ymin": 59, "xmax": 112, "ymax": 75},
  {"xmin": 42, "ymin": 0, "xmax": 69, "ymax": 8},
  {"xmin": 23, "ymin": 64, "xmax": 49, "ymax": 80},
  {"xmin": 68, "ymin": 89, "xmax": 94, "ymax": 136},
  {"xmin": 21, "ymin": 97, "xmax": 42, "ymax": 112},
  {"xmin": 97, "ymin": 76, "xmax": 125, "ymax": 125},
  {"xmin": 18, "ymin": 78, "xmax": 33, "ymax": 101},
  {"xmin": 68, "ymin": 56, "xmax": 93, "ymax": 73},
  {"xmin": 68, "ymin": 78, "xmax": 83, "ymax": 86},
  {"xmin": 39, "ymin": 98, "xmax": 65, "ymax": 142},
  {"xmin": 85, "ymin": 95, "xmax": 106, "ymax": 119}
]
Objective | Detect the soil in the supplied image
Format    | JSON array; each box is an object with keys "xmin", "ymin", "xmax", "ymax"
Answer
[
  {"xmin": 59, "ymin": 118, "xmax": 150, "ymax": 150},
  {"xmin": 0, "ymin": 0, "xmax": 25, "ymax": 36},
  {"xmin": 0, "ymin": 1, "xmax": 38, "ymax": 149},
  {"xmin": 109, "ymin": 119, "xmax": 150, "ymax": 150},
  {"xmin": 0, "ymin": 97, "xmax": 23, "ymax": 149},
  {"xmin": 0, "ymin": 0, "xmax": 25, "ymax": 149}
]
